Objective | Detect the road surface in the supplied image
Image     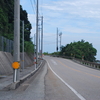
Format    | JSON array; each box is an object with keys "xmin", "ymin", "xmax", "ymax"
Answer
[
  {"xmin": 45, "ymin": 56, "xmax": 100, "ymax": 100},
  {"xmin": 0, "ymin": 56, "xmax": 100, "ymax": 100}
]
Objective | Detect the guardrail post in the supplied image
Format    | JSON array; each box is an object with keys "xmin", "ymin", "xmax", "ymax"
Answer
[{"xmin": 93, "ymin": 64, "xmax": 95, "ymax": 68}]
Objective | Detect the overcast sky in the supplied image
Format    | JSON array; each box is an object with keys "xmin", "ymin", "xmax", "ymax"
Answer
[{"xmin": 21, "ymin": 0, "xmax": 100, "ymax": 60}]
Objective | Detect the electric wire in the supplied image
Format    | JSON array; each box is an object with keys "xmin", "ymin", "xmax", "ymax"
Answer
[
  {"xmin": 33, "ymin": 0, "xmax": 36, "ymax": 6},
  {"xmin": 31, "ymin": 0, "xmax": 41, "ymax": 20},
  {"xmin": 30, "ymin": 0, "xmax": 36, "ymax": 14},
  {"xmin": 40, "ymin": 0, "xmax": 43, "ymax": 16}
]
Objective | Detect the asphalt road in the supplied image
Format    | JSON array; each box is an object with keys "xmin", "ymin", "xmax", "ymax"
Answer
[
  {"xmin": 45, "ymin": 56, "xmax": 100, "ymax": 100},
  {"xmin": 0, "ymin": 56, "xmax": 100, "ymax": 100}
]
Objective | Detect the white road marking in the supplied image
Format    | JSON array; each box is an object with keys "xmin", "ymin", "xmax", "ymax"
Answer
[
  {"xmin": 51, "ymin": 59, "xmax": 57, "ymax": 65},
  {"xmin": 47, "ymin": 61, "xmax": 86, "ymax": 100}
]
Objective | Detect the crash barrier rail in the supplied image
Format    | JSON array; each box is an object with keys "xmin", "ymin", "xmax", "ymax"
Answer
[
  {"xmin": 52, "ymin": 55, "xmax": 100, "ymax": 69},
  {"xmin": 72, "ymin": 58, "xmax": 100, "ymax": 69},
  {"xmin": 0, "ymin": 36, "xmax": 13, "ymax": 53}
]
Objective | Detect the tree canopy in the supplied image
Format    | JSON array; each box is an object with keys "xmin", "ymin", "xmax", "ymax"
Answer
[
  {"xmin": 0, "ymin": 0, "xmax": 34, "ymax": 53},
  {"xmin": 60, "ymin": 40, "xmax": 97, "ymax": 62}
]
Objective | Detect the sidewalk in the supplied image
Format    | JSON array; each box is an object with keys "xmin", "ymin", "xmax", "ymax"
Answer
[
  {"xmin": 0, "ymin": 65, "xmax": 35, "ymax": 90},
  {"xmin": 0, "ymin": 59, "xmax": 44, "ymax": 90}
]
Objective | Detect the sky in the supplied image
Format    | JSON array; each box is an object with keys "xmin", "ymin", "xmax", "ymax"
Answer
[{"xmin": 20, "ymin": 0, "xmax": 100, "ymax": 60}]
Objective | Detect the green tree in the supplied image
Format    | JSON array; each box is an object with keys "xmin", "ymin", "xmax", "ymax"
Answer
[
  {"xmin": 24, "ymin": 41, "xmax": 34, "ymax": 53},
  {"xmin": 60, "ymin": 40, "xmax": 97, "ymax": 62},
  {"xmin": 0, "ymin": 0, "xmax": 34, "ymax": 53},
  {"xmin": 20, "ymin": 5, "xmax": 32, "ymax": 41}
]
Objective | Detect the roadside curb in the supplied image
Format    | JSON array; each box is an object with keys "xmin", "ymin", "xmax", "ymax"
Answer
[{"xmin": 4, "ymin": 59, "xmax": 46, "ymax": 90}]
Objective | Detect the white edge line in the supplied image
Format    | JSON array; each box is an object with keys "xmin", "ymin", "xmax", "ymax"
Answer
[{"xmin": 47, "ymin": 61, "xmax": 86, "ymax": 100}]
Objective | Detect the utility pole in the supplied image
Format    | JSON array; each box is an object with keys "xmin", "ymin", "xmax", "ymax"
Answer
[
  {"xmin": 56, "ymin": 28, "xmax": 58, "ymax": 52},
  {"xmin": 41, "ymin": 16, "xmax": 43, "ymax": 59},
  {"xmin": 13, "ymin": 0, "xmax": 20, "ymax": 82},
  {"xmin": 59, "ymin": 32, "xmax": 62, "ymax": 51},
  {"xmin": 22, "ymin": 21, "xmax": 24, "ymax": 70},
  {"xmin": 34, "ymin": 34, "xmax": 36, "ymax": 70},
  {"xmin": 38, "ymin": 26, "xmax": 40, "ymax": 58},
  {"xmin": 36, "ymin": 0, "xmax": 39, "ymax": 68}
]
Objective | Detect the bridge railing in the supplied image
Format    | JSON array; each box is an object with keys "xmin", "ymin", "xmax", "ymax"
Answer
[
  {"xmin": 52, "ymin": 55, "xmax": 100, "ymax": 69},
  {"xmin": 72, "ymin": 58, "xmax": 100, "ymax": 69}
]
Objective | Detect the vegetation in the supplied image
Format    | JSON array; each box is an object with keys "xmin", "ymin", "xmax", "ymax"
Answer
[
  {"xmin": 0, "ymin": 0, "xmax": 34, "ymax": 53},
  {"xmin": 43, "ymin": 52, "xmax": 49, "ymax": 55},
  {"xmin": 24, "ymin": 41, "xmax": 34, "ymax": 53},
  {"xmin": 51, "ymin": 52, "xmax": 60, "ymax": 56},
  {"xmin": 0, "ymin": 0, "xmax": 14, "ymax": 38},
  {"xmin": 60, "ymin": 40, "xmax": 97, "ymax": 62}
]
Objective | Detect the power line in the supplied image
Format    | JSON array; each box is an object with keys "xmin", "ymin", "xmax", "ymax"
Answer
[
  {"xmin": 33, "ymin": 0, "xmax": 36, "ymax": 5},
  {"xmin": 30, "ymin": 0, "xmax": 36, "ymax": 14},
  {"xmin": 30, "ymin": 0, "xmax": 41, "ymax": 17},
  {"xmin": 39, "ymin": 0, "xmax": 43, "ymax": 16}
]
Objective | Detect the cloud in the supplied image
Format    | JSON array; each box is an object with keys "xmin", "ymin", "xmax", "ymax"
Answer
[
  {"xmin": 21, "ymin": 0, "xmax": 100, "ymax": 59},
  {"xmin": 42, "ymin": 0, "xmax": 100, "ymax": 18}
]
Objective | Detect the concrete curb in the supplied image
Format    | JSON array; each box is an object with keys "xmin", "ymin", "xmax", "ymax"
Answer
[{"xmin": 4, "ymin": 59, "xmax": 45, "ymax": 90}]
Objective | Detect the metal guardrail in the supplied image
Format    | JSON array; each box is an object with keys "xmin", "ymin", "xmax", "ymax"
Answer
[
  {"xmin": 0, "ymin": 36, "xmax": 13, "ymax": 53},
  {"xmin": 52, "ymin": 55, "xmax": 100, "ymax": 69},
  {"xmin": 72, "ymin": 58, "xmax": 100, "ymax": 69}
]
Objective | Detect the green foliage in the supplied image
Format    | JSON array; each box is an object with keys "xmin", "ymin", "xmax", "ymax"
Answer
[
  {"xmin": 0, "ymin": 0, "xmax": 33, "ymax": 53},
  {"xmin": 43, "ymin": 52, "xmax": 49, "ymax": 55},
  {"xmin": 51, "ymin": 52, "xmax": 60, "ymax": 56},
  {"xmin": 0, "ymin": 0, "xmax": 14, "ymax": 37},
  {"xmin": 20, "ymin": 5, "xmax": 32, "ymax": 41},
  {"xmin": 60, "ymin": 40, "xmax": 97, "ymax": 62},
  {"xmin": 24, "ymin": 41, "xmax": 34, "ymax": 53}
]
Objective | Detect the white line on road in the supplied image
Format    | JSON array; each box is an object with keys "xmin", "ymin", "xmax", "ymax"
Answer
[
  {"xmin": 51, "ymin": 59, "xmax": 57, "ymax": 65},
  {"xmin": 47, "ymin": 61, "xmax": 86, "ymax": 100}
]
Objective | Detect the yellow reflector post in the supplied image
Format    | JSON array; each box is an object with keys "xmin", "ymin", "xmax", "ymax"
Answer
[{"xmin": 12, "ymin": 62, "xmax": 20, "ymax": 69}]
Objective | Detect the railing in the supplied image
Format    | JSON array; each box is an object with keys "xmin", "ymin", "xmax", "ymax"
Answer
[
  {"xmin": 0, "ymin": 36, "xmax": 13, "ymax": 53},
  {"xmin": 72, "ymin": 58, "xmax": 100, "ymax": 69},
  {"xmin": 52, "ymin": 55, "xmax": 100, "ymax": 69}
]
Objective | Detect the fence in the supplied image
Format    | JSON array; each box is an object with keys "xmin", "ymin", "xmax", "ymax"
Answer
[
  {"xmin": 0, "ymin": 36, "xmax": 13, "ymax": 53},
  {"xmin": 72, "ymin": 58, "xmax": 100, "ymax": 69},
  {"xmin": 52, "ymin": 55, "xmax": 100, "ymax": 69}
]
